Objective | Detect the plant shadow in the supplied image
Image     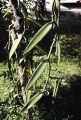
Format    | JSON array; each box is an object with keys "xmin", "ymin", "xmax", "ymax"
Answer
[{"xmin": 31, "ymin": 75, "xmax": 81, "ymax": 120}]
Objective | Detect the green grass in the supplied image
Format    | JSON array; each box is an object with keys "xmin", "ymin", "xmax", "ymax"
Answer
[
  {"xmin": 0, "ymin": 57, "xmax": 80, "ymax": 97},
  {"xmin": 0, "ymin": 34, "xmax": 81, "ymax": 120},
  {"xmin": 0, "ymin": 63, "xmax": 23, "ymax": 120}
]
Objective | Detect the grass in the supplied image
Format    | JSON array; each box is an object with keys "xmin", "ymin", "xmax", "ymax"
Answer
[{"xmin": 0, "ymin": 34, "xmax": 81, "ymax": 120}]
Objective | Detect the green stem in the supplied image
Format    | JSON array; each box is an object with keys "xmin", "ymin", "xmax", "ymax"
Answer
[{"xmin": 47, "ymin": 35, "xmax": 56, "ymax": 59}]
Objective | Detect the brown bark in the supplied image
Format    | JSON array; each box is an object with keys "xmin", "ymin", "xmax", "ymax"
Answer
[
  {"xmin": 18, "ymin": 64, "xmax": 29, "ymax": 120},
  {"xmin": 10, "ymin": 0, "xmax": 29, "ymax": 119}
]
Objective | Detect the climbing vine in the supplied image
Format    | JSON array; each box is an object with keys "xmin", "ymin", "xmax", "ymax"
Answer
[{"xmin": 8, "ymin": 0, "xmax": 60, "ymax": 119}]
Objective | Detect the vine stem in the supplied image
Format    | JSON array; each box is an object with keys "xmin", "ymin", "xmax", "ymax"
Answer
[
  {"xmin": 47, "ymin": 35, "xmax": 56, "ymax": 59},
  {"xmin": 42, "ymin": 35, "xmax": 56, "ymax": 92}
]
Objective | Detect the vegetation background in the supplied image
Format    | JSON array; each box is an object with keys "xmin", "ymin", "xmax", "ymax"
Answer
[{"xmin": 0, "ymin": 0, "xmax": 81, "ymax": 120}]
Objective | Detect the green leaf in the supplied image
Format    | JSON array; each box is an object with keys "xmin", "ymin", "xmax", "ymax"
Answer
[
  {"xmin": 24, "ymin": 22, "xmax": 52, "ymax": 56},
  {"xmin": 3, "ymin": 7, "xmax": 12, "ymax": 18},
  {"xmin": 53, "ymin": 80, "xmax": 57, "ymax": 97},
  {"xmin": 26, "ymin": 90, "xmax": 31, "ymax": 103},
  {"xmin": 22, "ymin": 93, "xmax": 43, "ymax": 111},
  {"xmin": 56, "ymin": 41, "xmax": 61, "ymax": 64},
  {"xmin": 27, "ymin": 16, "xmax": 42, "ymax": 27},
  {"xmin": 9, "ymin": 34, "xmax": 22, "ymax": 59},
  {"xmin": 55, "ymin": 0, "xmax": 60, "ymax": 10},
  {"xmin": 27, "ymin": 60, "xmax": 48, "ymax": 89},
  {"xmin": 53, "ymin": 80, "xmax": 61, "ymax": 98}
]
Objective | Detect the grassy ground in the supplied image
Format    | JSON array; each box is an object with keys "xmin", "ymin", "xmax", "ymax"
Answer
[{"xmin": 0, "ymin": 34, "xmax": 81, "ymax": 120}]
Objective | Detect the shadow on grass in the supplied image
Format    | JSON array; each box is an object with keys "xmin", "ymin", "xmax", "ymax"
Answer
[{"xmin": 30, "ymin": 75, "xmax": 81, "ymax": 120}]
